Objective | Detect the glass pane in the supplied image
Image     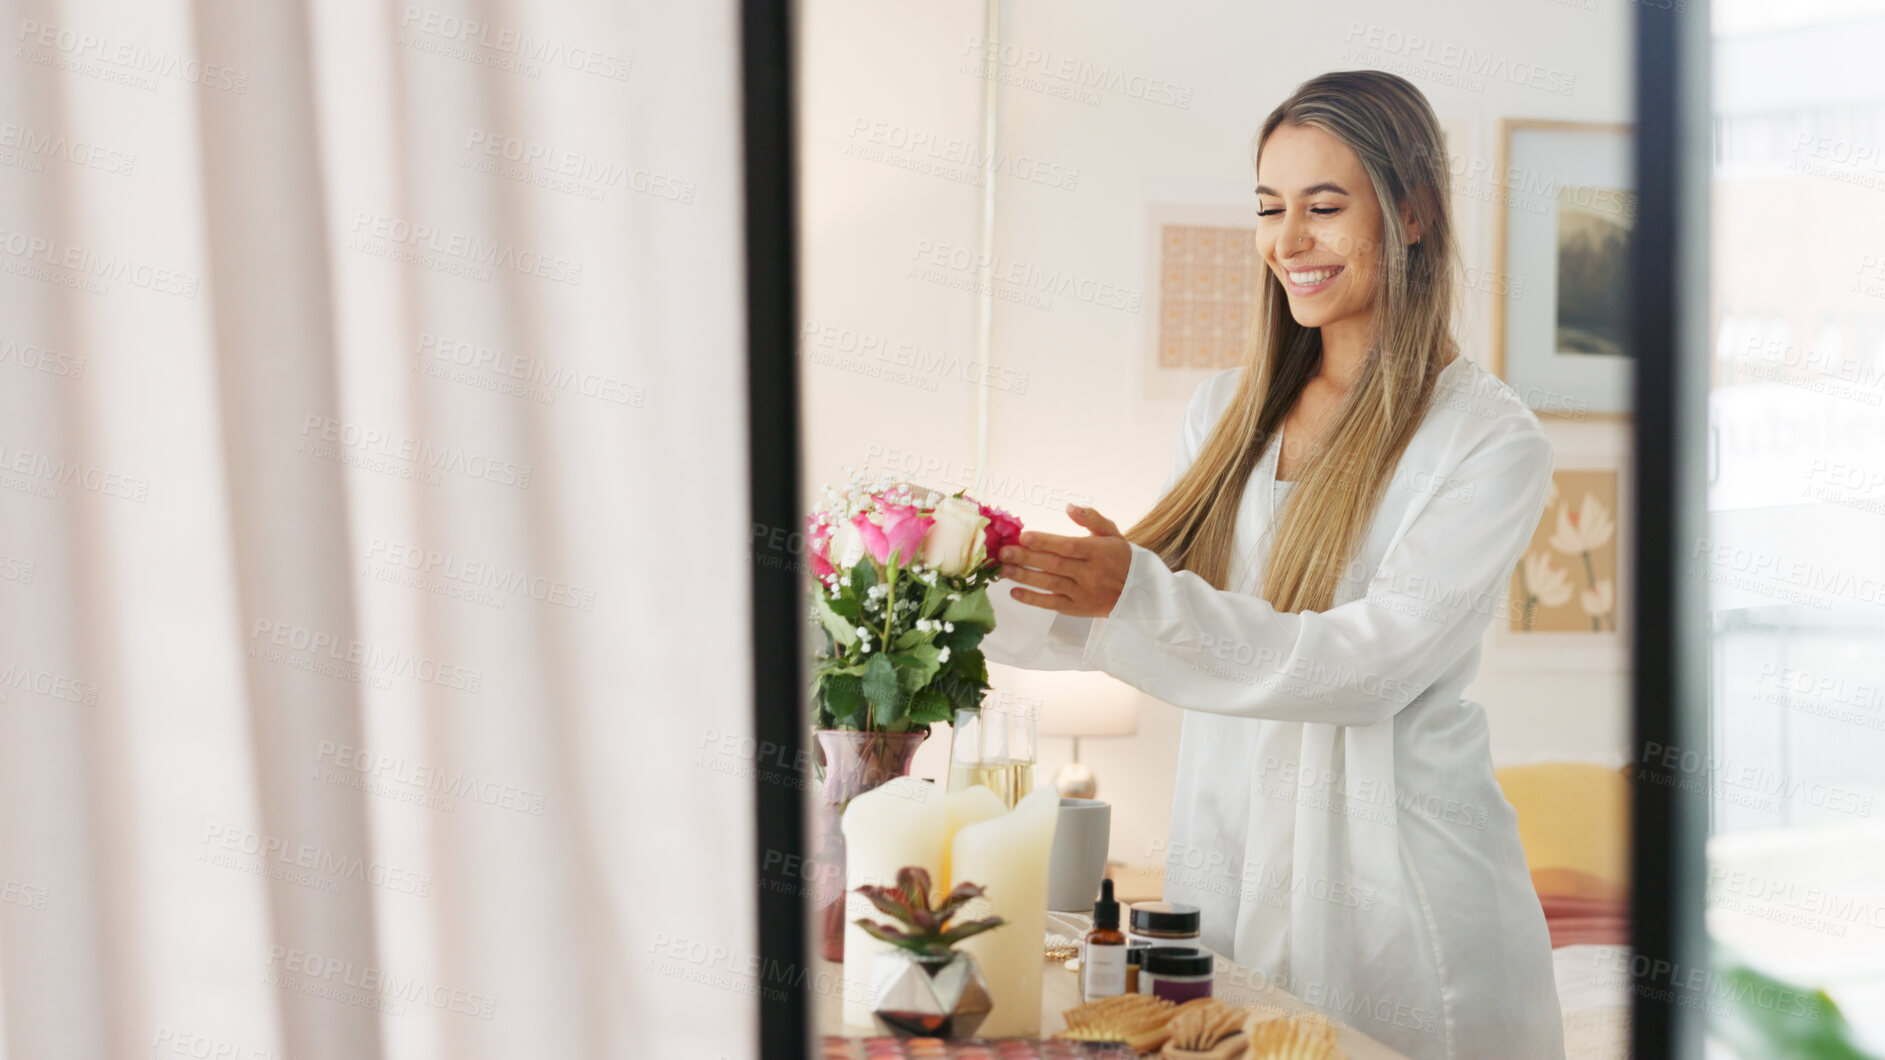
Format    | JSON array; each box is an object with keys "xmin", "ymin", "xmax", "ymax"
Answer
[
  {"xmin": 1704, "ymin": 1, "xmax": 1885, "ymax": 1055},
  {"xmin": 798, "ymin": 3, "xmax": 1636, "ymax": 1054}
]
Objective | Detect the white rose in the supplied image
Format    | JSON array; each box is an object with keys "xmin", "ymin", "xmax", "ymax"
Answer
[
  {"xmin": 829, "ymin": 518, "xmax": 867, "ymax": 570},
  {"xmin": 921, "ymin": 496, "xmax": 989, "ymax": 576}
]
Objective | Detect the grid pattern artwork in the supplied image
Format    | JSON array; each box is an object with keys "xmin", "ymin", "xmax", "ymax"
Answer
[{"xmin": 1156, "ymin": 223, "xmax": 1262, "ymax": 370}]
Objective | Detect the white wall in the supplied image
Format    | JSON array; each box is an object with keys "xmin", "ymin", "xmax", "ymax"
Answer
[{"xmin": 800, "ymin": 0, "xmax": 1634, "ymax": 877}]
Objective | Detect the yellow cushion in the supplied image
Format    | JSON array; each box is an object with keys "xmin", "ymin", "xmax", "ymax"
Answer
[{"xmin": 1494, "ymin": 762, "xmax": 1629, "ymax": 901}]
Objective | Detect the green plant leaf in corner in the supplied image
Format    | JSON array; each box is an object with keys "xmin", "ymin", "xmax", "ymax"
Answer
[
  {"xmin": 942, "ymin": 588, "xmax": 996, "ymax": 631},
  {"xmin": 907, "ymin": 685, "xmax": 953, "ymax": 725},
  {"xmin": 862, "ymin": 652, "xmax": 904, "ymax": 728},
  {"xmin": 811, "ymin": 591, "xmax": 858, "ymax": 648},
  {"xmin": 892, "ymin": 643, "xmax": 944, "ymax": 697},
  {"xmin": 821, "ymin": 673, "xmax": 865, "ymax": 727}
]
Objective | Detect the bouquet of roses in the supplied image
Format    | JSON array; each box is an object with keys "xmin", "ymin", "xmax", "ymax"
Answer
[{"xmin": 805, "ymin": 470, "xmax": 1024, "ymax": 732}]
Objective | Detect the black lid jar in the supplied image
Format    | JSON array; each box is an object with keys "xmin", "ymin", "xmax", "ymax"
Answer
[
  {"xmin": 1127, "ymin": 901, "xmax": 1201, "ymax": 941},
  {"xmin": 1140, "ymin": 946, "xmax": 1214, "ymax": 1002}
]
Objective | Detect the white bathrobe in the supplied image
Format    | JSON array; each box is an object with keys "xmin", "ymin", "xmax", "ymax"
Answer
[{"xmin": 985, "ymin": 357, "xmax": 1567, "ymax": 1060}]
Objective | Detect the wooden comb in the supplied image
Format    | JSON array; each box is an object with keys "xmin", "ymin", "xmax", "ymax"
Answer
[
  {"xmin": 1241, "ymin": 1009, "xmax": 1346, "ymax": 1060},
  {"xmin": 1055, "ymin": 993, "xmax": 1180, "ymax": 1053}
]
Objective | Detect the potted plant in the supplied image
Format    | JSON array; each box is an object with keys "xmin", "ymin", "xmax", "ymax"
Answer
[
  {"xmin": 803, "ymin": 471, "xmax": 1023, "ymax": 960},
  {"xmin": 855, "ymin": 866, "xmax": 1005, "ymax": 1038}
]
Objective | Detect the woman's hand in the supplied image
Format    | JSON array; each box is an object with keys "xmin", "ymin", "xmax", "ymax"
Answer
[{"xmin": 999, "ymin": 504, "xmax": 1133, "ymax": 618}]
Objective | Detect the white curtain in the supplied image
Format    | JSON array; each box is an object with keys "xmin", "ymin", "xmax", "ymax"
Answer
[{"xmin": 0, "ymin": 1, "xmax": 756, "ymax": 1057}]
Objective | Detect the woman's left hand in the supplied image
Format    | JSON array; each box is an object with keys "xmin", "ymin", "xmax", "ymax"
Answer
[{"xmin": 999, "ymin": 504, "xmax": 1133, "ymax": 618}]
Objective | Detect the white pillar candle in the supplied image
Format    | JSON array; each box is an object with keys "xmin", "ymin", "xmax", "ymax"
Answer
[
  {"xmin": 839, "ymin": 775, "xmax": 945, "ymax": 1029},
  {"xmin": 948, "ymin": 785, "xmax": 1060, "ymax": 1038},
  {"xmin": 940, "ymin": 784, "xmax": 1007, "ymax": 890}
]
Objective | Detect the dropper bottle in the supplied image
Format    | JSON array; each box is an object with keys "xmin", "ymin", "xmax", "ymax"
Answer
[{"xmin": 1081, "ymin": 878, "xmax": 1128, "ymax": 1002}]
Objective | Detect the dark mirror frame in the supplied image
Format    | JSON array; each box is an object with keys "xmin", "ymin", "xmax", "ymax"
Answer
[{"xmin": 740, "ymin": 2, "xmax": 1711, "ymax": 1056}]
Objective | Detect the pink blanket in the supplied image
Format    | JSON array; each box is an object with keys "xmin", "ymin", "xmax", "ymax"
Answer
[{"xmin": 1539, "ymin": 894, "xmax": 1630, "ymax": 949}]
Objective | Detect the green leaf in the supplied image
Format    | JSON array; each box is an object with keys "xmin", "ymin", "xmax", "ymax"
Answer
[
  {"xmin": 814, "ymin": 656, "xmax": 868, "ymax": 678},
  {"xmin": 942, "ymin": 588, "xmax": 996, "ymax": 631},
  {"xmin": 824, "ymin": 591, "xmax": 862, "ymax": 623},
  {"xmin": 892, "ymin": 644, "xmax": 944, "ymax": 697},
  {"xmin": 1707, "ymin": 961, "xmax": 1871, "ymax": 1060},
  {"xmin": 907, "ymin": 686, "xmax": 953, "ymax": 726},
  {"xmin": 951, "ymin": 647, "xmax": 988, "ymax": 686},
  {"xmin": 863, "ymin": 653, "xmax": 905, "ymax": 727},
  {"xmin": 943, "ymin": 623, "xmax": 986, "ymax": 654},
  {"xmin": 850, "ymin": 556, "xmax": 878, "ymax": 593},
  {"xmin": 893, "ymin": 627, "xmax": 931, "ymax": 651},
  {"xmin": 821, "ymin": 674, "xmax": 865, "ymax": 727},
  {"xmin": 935, "ymin": 917, "xmax": 1006, "ymax": 947},
  {"xmin": 811, "ymin": 591, "xmax": 858, "ymax": 648},
  {"xmin": 919, "ymin": 580, "xmax": 947, "ymax": 619}
]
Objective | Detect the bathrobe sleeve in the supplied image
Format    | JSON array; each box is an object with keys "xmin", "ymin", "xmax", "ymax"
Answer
[
  {"xmin": 981, "ymin": 371, "xmax": 1235, "ymax": 671},
  {"xmin": 1083, "ymin": 409, "xmax": 1554, "ymax": 727}
]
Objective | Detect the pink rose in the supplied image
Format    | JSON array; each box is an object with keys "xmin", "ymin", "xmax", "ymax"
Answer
[
  {"xmin": 853, "ymin": 503, "xmax": 934, "ymax": 568},
  {"xmin": 806, "ymin": 514, "xmax": 835, "ymax": 579},
  {"xmin": 980, "ymin": 504, "xmax": 1024, "ymax": 565}
]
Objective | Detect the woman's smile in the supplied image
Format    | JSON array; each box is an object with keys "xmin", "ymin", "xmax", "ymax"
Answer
[{"xmin": 1282, "ymin": 263, "xmax": 1344, "ymax": 296}]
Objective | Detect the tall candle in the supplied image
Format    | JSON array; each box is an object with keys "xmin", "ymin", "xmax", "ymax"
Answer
[
  {"xmin": 940, "ymin": 784, "xmax": 1006, "ymax": 889},
  {"xmin": 839, "ymin": 776, "xmax": 945, "ymax": 1028},
  {"xmin": 949, "ymin": 785, "xmax": 1060, "ymax": 1037}
]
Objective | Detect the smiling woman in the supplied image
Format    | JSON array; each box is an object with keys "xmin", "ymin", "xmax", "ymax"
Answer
[{"xmin": 984, "ymin": 71, "xmax": 1566, "ymax": 1060}]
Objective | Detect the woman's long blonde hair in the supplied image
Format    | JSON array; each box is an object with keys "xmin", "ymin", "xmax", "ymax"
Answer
[{"xmin": 1126, "ymin": 70, "xmax": 1460, "ymax": 613}]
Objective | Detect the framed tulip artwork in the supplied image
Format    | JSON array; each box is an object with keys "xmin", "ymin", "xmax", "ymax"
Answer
[{"xmin": 1495, "ymin": 453, "xmax": 1630, "ymax": 670}]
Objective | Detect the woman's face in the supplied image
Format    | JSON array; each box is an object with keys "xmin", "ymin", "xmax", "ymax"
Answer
[{"xmin": 1255, "ymin": 123, "xmax": 1409, "ymax": 333}]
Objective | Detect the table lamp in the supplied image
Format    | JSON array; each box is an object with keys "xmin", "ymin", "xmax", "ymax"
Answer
[{"xmin": 985, "ymin": 664, "xmax": 1140, "ymax": 799}]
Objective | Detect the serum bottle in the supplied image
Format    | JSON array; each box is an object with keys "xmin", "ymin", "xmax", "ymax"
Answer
[{"xmin": 1081, "ymin": 878, "xmax": 1128, "ymax": 1002}]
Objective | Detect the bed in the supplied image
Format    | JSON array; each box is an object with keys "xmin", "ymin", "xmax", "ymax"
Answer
[{"xmin": 1495, "ymin": 761, "xmax": 1634, "ymax": 1060}]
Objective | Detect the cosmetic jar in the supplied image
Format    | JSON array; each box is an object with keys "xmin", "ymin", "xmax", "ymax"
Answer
[
  {"xmin": 1126, "ymin": 902, "xmax": 1201, "ymax": 950},
  {"xmin": 1124, "ymin": 939, "xmax": 1153, "ymax": 993},
  {"xmin": 1139, "ymin": 947, "xmax": 1214, "ymax": 1003}
]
